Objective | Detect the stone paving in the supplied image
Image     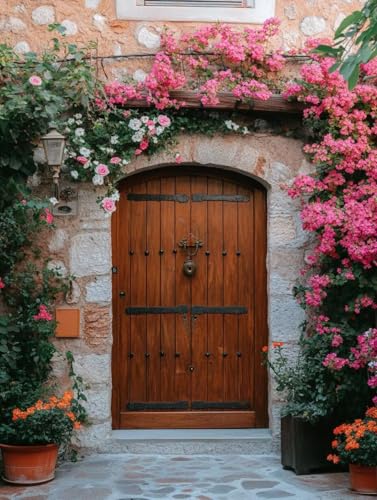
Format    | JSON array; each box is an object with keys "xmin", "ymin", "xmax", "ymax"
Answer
[{"xmin": 0, "ymin": 454, "xmax": 373, "ymax": 500}]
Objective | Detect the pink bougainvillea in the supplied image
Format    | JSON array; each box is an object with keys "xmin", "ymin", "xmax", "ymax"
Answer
[
  {"xmin": 284, "ymin": 39, "xmax": 377, "ymax": 406},
  {"xmin": 33, "ymin": 304, "xmax": 53, "ymax": 321}
]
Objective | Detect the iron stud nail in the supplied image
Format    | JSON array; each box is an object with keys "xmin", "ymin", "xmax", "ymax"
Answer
[
  {"xmin": 144, "ymin": 250, "xmax": 149, "ymax": 256},
  {"xmin": 222, "ymin": 250, "xmax": 227, "ymax": 256},
  {"xmin": 236, "ymin": 250, "xmax": 241, "ymax": 256},
  {"xmin": 175, "ymin": 352, "xmax": 180, "ymax": 357},
  {"xmin": 145, "ymin": 352, "xmax": 150, "ymax": 358},
  {"xmin": 159, "ymin": 249, "xmax": 164, "ymax": 255},
  {"xmin": 237, "ymin": 352, "xmax": 242, "ymax": 357},
  {"xmin": 160, "ymin": 351, "xmax": 165, "ymax": 357},
  {"xmin": 129, "ymin": 250, "xmax": 134, "ymax": 256},
  {"xmin": 205, "ymin": 250, "xmax": 210, "ymax": 256},
  {"xmin": 223, "ymin": 352, "xmax": 228, "ymax": 357},
  {"xmin": 205, "ymin": 352, "xmax": 211, "ymax": 357}
]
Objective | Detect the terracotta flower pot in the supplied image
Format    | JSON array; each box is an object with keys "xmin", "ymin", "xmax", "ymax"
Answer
[
  {"xmin": 349, "ymin": 464, "xmax": 377, "ymax": 495},
  {"xmin": 0, "ymin": 443, "xmax": 58, "ymax": 485}
]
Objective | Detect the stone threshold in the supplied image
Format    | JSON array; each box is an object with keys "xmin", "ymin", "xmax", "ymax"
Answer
[
  {"xmin": 101, "ymin": 428, "xmax": 275, "ymax": 455},
  {"xmin": 112, "ymin": 428, "xmax": 271, "ymax": 440}
]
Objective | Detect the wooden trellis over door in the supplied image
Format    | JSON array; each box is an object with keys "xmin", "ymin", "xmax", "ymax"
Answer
[{"xmin": 112, "ymin": 167, "xmax": 268, "ymax": 429}]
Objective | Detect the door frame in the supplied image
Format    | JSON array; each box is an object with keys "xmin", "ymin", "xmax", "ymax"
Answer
[{"xmin": 111, "ymin": 165, "xmax": 268, "ymax": 429}]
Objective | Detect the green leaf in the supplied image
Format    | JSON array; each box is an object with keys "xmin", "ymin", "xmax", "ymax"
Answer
[{"xmin": 334, "ymin": 10, "xmax": 364, "ymax": 39}]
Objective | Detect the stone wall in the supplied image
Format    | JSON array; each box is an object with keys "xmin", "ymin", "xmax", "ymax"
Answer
[
  {"xmin": 3, "ymin": 0, "xmax": 354, "ymax": 450},
  {"xmin": 1, "ymin": 0, "xmax": 366, "ymax": 80},
  {"xmin": 43, "ymin": 132, "xmax": 310, "ymax": 451}
]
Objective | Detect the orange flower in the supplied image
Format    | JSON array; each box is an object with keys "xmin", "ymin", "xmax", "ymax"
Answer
[
  {"xmin": 366, "ymin": 407, "xmax": 377, "ymax": 419},
  {"xmin": 73, "ymin": 422, "xmax": 81, "ymax": 430},
  {"xmin": 331, "ymin": 439, "xmax": 338, "ymax": 449},
  {"xmin": 66, "ymin": 412, "xmax": 75, "ymax": 422},
  {"xmin": 327, "ymin": 454, "xmax": 340, "ymax": 464},
  {"xmin": 272, "ymin": 341, "xmax": 284, "ymax": 348},
  {"xmin": 262, "ymin": 346, "xmax": 268, "ymax": 352}
]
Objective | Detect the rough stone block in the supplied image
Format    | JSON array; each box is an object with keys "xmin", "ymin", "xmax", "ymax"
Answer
[
  {"xmin": 84, "ymin": 304, "xmax": 111, "ymax": 352},
  {"xmin": 300, "ymin": 16, "xmax": 327, "ymax": 36},
  {"xmin": 13, "ymin": 41, "xmax": 30, "ymax": 54},
  {"xmin": 73, "ymin": 353, "xmax": 111, "ymax": 385},
  {"xmin": 269, "ymin": 295, "xmax": 305, "ymax": 343},
  {"xmin": 136, "ymin": 26, "xmax": 161, "ymax": 49},
  {"xmin": 32, "ymin": 6, "xmax": 55, "ymax": 25},
  {"xmin": 86, "ymin": 275, "xmax": 112, "ymax": 303},
  {"xmin": 0, "ymin": 17, "xmax": 26, "ymax": 32},
  {"xmin": 70, "ymin": 232, "xmax": 111, "ymax": 277},
  {"xmin": 48, "ymin": 229, "xmax": 68, "ymax": 252},
  {"xmin": 83, "ymin": 386, "xmax": 111, "ymax": 421}
]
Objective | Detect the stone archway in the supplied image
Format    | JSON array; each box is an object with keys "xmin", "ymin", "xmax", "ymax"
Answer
[{"xmin": 67, "ymin": 133, "xmax": 308, "ymax": 448}]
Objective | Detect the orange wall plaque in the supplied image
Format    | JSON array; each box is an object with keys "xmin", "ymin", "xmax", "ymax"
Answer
[{"xmin": 55, "ymin": 308, "xmax": 80, "ymax": 338}]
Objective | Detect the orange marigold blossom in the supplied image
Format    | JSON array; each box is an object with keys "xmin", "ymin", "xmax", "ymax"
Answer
[
  {"xmin": 327, "ymin": 454, "xmax": 340, "ymax": 464},
  {"xmin": 272, "ymin": 341, "xmax": 284, "ymax": 348},
  {"xmin": 262, "ymin": 346, "xmax": 268, "ymax": 352},
  {"xmin": 366, "ymin": 407, "xmax": 377, "ymax": 419},
  {"xmin": 331, "ymin": 439, "xmax": 338, "ymax": 448}
]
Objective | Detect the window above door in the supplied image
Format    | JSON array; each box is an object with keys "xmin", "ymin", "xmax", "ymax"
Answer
[{"xmin": 115, "ymin": 0, "xmax": 275, "ymax": 23}]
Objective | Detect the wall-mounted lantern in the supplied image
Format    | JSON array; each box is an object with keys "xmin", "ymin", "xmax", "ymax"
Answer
[{"xmin": 41, "ymin": 127, "xmax": 66, "ymax": 198}]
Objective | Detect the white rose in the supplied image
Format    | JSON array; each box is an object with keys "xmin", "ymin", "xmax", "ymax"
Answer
[
  {"xmin": 122, "ymin": 159, "xmax": 129, "ymax": 165},
  {"xmin": 141, "ymin": 116, "xmax": 149, "ymax": 124},
  {"xmin": 79, "ymin": 147, "xmax": 91, "ymax": 157},
  {"xmin": 152, "ymin": 136, "xmax": 158, "ymax": 144},
  {"xmin": 242, "ymin": 127, "xmax": 250, "ymax": 135},
  {"xmin": 70, "ymin": 170, "xmax": 79, "ymax": 179},
  {"xmin": 74, "ymin": 113, "xmax": 82, "ymax": 119},
  {"xmin": 67, "ymin": 118, "xmax": 75, "ymax": 125},
  {"xmin": 131, "ymin": 130, "xmax": 144, "ymax": 143},
  {"xmin": 224, "ymin": 120, "xmax": 233, "ymax": 130},
  {"xmin": 111, "ymin": 190, "xmax": 120, "ymax": 201},
  {"xmin": 156, "ymin": 126, "xmax": 164, "ymax": 136},
  {"xmin": 128, "ymin": 118, "xmax": 142, "ymax": 131},
  {"xmin": 110, "ymin": 135, "xmax": 119, "ymax": 145},
  {"xmin": 49, "ymin": 197, "xmax": 58, "ymax": 205},
  {"xmin": 75, "ymin": 128, "xmax": 85, "ymax": 137},
  {"xmin": 92, "ymin": 174, "xmax": 104, "ymax": 186}
]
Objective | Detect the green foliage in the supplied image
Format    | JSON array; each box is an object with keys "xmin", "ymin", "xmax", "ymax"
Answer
[
  {"xmin": 316, "ymin": 0, "xmax": 377, "ymax": 88},
  {"xmin": 1, "ymin": 408, "xmax": 75, "ymax": 446},
  {"xmin": 0, "ymin": 29, "xmax": 98, "ymax": 208},
  {"xmin": 263, "ymin": 335, "xmax": 371, "ymax": 423}
]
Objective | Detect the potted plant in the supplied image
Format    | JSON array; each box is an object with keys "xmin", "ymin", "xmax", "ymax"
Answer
[
  {"xmin": 263, "ymin": 336, "xmax": 370, "ymax": 475},
  {"xmin": 0, "ymin": 391, "xmax": 81, "ymax": 485},
  {"xmin": 328, "ymin": 407, "xmax": 377, "ymax": 494}
]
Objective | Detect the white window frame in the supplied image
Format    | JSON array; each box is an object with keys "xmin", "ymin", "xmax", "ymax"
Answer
[{"xmin": 116, "ymin": 0, "xmax": 275, "ymax": 23}]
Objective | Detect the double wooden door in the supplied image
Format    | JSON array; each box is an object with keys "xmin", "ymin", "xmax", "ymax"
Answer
[{"xmin": 112, "ymin": 167, "xmax": 267, "ymax": 429}]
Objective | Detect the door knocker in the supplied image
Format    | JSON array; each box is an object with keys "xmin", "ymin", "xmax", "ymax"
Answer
[{"xmin": 178, "ymin": 233, "xmax": 203, "ymax": 278}]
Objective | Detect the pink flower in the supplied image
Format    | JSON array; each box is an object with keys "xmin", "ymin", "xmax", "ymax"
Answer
[
  {"xmin": 175, "ymin": 153, "xmax": 182, "ymax": 164},
  {"xmin": 76, "ymin": 156, "xmax": 88, "ymax": 164},
  {"xmin": 101, "ymin": 197, "xmax": 116, "ymax": 213},
  {"xmin": 110, "ymin": 157, "xmax": 121, "ymax": 164},
  {"xmin": 20, "ymin": 199, "xmax": 27, "ymax": 206},
  {"xmin": 0, "ymin": 278, "xmax": 5, "ymax": 289},
  {"xmin": 33, "ymin": 304, "xmax": 53, "ymax": 321},
  {"xmin": 40, "ymin": 208, "xmax": 54, "ymax": 225},
  {"xmin": 135, "ymin": 149, "xmax": 142, "ymax": 156},
  {"xmin": 157, "ymin": 115, "xmax": 171, "ymax": 127},
  {"xmin": 95, "ymin": 164, "xmax": 109, "ymax": 176},
  {"xmin": 29, "ymin": 75, "xmax": 42, "ymax": 86},
  {"xmin": 139, "ymin": 139, "xmax": 149, "ymax": 151}
]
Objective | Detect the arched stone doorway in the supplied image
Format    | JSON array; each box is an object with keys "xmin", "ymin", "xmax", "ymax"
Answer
[{"xmin": 112, "ymin": 166, "xmax": 268, "ymax": 429}]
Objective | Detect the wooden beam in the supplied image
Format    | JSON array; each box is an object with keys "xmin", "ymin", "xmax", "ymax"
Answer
[{"xmin": 126, "ymin": 91, "xmax": 303, "ymax": 114}]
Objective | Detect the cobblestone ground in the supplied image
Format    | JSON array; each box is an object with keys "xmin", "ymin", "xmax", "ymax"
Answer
[{"xmin": 0, "ymin": 454, "xmax": 372, "ymax": 500}]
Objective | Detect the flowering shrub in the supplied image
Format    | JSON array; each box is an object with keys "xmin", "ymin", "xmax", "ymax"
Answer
[
  {"xmin": 284, "ymin": 41, "xmax": 377, "ymax": 414},
  {"xmin": 95, "ymin": 19, "xmax": 284, "ymax": 112},
  {"xmin": 327, "ymin": 407, "xmax": 377, "ymax": 466},
  {"xmin": 0, "ymin": 392, "xmax": 81, "ymax": 446},
  {"xmin": 63, "ymin": 109, "xmax": 252, "ymax": 213}
]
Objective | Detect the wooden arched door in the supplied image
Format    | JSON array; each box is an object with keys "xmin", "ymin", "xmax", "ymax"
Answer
[{"xmin": 112, "ymin": 167, "xmax": 268, "ymax": 429}]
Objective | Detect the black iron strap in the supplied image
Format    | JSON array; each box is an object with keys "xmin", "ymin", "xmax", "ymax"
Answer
[
  {"xmin": 127, "ymin": 401, "xmax": 189, "ymax": 410},
  {"xmin": 191, "ymin": 401, "xmax": 250, "ymax": 410},
  {"xmin": 126, "ymin": 305, "xmax": 189, "ymax": 315},
  {"xmin": 191, "ymin": 306, "xmax": 248, "ymax": 315},
  {"xmin": 127, "ymin": 193, "xmax": 189, "ymax": 202},
  {"xmin": 191, "ymin": 194, "xmax": 250, "ymax": 202}
]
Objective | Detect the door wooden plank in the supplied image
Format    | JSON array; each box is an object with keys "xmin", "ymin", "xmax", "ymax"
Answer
[
  {"xmin": 237, "ymin": 185, "xmax": 254, "ymax": 409},
  {"xmin": 254, "ymin": 188, "xmax": 268, "ymax": 427},
  {"xmin": 120, "ymin": 411, "xmax": 256, "ymax": 429},
  {"xmin": 190, "ymin": 175, "xmax": 208, "ymax": 403},
  {"xmin": 223, "ymin": 181, "xmax": 240, "ymax": 403},
  {"xmin": 160, "ymin": 177, "xmax": 177, "ymax": 402},
  {"xmin": 129, "ymin": 182, "xmax": 148, "ymax": 403},
  {"xmin": 206, "ymin": 177, "xmax": 224, "ymax": 402},
  {"xmin": 146, "ymin": 178, "xmax": 162, "ymax": 402},
  {"xmin": 174, "ymin": 176, "xmax": 191, "ymax": 402}
]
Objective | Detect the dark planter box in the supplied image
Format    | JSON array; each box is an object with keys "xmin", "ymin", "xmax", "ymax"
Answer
[{"xmin": 281, "ymin": 415, "xmax": 345, "ymax": 475}]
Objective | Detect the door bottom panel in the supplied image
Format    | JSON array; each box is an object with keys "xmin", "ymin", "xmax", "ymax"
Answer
[{"xmin": 120, "ymin": 411, "xmax": 256, "ymax": 429}]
